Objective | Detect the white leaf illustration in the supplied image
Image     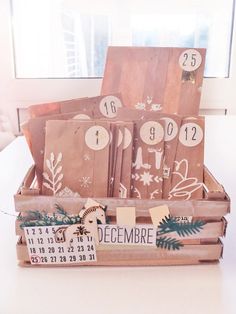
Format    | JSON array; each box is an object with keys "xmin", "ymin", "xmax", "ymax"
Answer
[
  {"xmin": 55, "ymin": 166, "xmax": 62, "ymax": 175},
  {"xmin": 46, "ymin": 159, "xmax": 51, "ymax": 171},
  {"xmin": 43, "ymin": 152, "xmax": 63, "ymax": 195},
  {"xmin": 50, "ymin": 152, "xmax": 55, "ymax": 163},
  {"xmin": 56, "ymin": 182, "xmax": 62, "ymax": 192},
  {"xmin": 57, "ymin": 152, "xmax": 62, "ymax": 163},
  {"xmin": 169, "ymin": 159, "xmax": 203, "ymax": 200},
  {"xmin": 43, "ymin": 182, "xmax": 53, "ymax": 190},
  {"xmin": 42, "ymin": 172, "xmax": 49, "ymax": 180}
]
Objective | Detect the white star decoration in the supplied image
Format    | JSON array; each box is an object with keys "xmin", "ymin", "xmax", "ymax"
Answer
[
  {"xmin": 140, "ymin": 171, "xmax": 153, "ymax": 186},
  {"xmin": 83, "ymin": 154, "xmax": 90, "ymax": 161},
  {"xmin": 79, "ymin": 176, "xmax": 92, "ymax": 188}
]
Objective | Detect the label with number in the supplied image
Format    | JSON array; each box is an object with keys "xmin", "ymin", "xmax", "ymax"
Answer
[
  {"xmin": 123, "ymin": 127, "xmax": 132, "ymax": 150},
  {"xmin": 161, "ymin": 117, "xmax": 178, "ymax": 142},
  {"xmin": 99, "ymin": 95, "xmax": 122, "ymax": 118},
  {"xmin": 73, "ymin": 113, "xmax": 91, "ymax": 120},
  {"xmin": 179, "ymin": 49, "xmax": 202, "ymax": 72},
  {"xmin": 85, "ymin": 125, "xmax": 110, "ymax": 150},
  {"xmin": 140, "ymin": 121, "xmax": 164, "ymax": 145},
  {"xmin": 24, "ymin": 226, "xmax": 97, "ymax": 265},
  {"xmin": 179, "ymin": 122, "xmax": 203, "ymax": 147}
]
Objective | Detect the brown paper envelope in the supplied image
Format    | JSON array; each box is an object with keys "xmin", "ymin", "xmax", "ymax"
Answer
[
  {"xmin": 101, "ymin": 46, "xmax": 206, "ymax": 115},
  {"xmin": 29, "ymin": 110, "xmax": 93, "ymax": 189},
  {"xmin": 169, "ymin": 116, "xmax": 205, "ymax": 200},
  {"xmin": 131, "ymin": 119, "xmax": 165, "ymax": 199},
  {"xmin": 43, "ymin": 120, "xmax": 110, "ymax": 197}
]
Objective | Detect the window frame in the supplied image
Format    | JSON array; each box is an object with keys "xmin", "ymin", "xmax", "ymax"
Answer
[{"xmin": 0, "ymin": 0, "xmax": 236, "ymax": 135}]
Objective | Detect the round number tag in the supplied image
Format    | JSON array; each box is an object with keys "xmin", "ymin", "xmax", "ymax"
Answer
[
  {"xmin": 85, "ymin": 125, "xmax": 110, "ymax": 150},
  {"xmin": 99, "ymin": 95, "xmax": 122, "ymax": 118},
  {"xmin": 73, "ymin": 113, "xmax": 91, "ymax": 120},
  {"xmin": 179, "ymin": 49, "xmax": 202, "ymax": 72},
  {"xmin": 117, "ymin": 129, "xmax": 123, "ymax": 147},
  {"xmin": 161, "ymin": 117, "xmax": 178, "ymax": 142},
  {"xmin": 179, "ymin": 123, "xmax": 203, "ymax": 147},
  {"xmin": 140, "ymin": 121, "xmax": 164, "ymax": 145},
  {"xmin": 123, "ymin": 127, "xmax": 132, "ymax": 150}
]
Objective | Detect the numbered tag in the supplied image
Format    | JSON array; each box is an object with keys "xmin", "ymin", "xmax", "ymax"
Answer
[
  {"xmin": 24, "ymin": 226, "xmax": 97, "ymax": 265},
  {"xmin": 179, "ymin": 49, "xmax": 202, "ymax": 72},
  {"xmin": 123, "ymin": 127, "xmax": 132, "ymax": 150},
  {"xmin": 73, "ymin": 113, "xmax": 91, "ymax": 120},
  {"xmin": 179, "ymin": 122, "xmax": 203, "ymax": 147},
  {"xmin": 85, "ymin": 125, "xmax": 110, "ymax": 150},
  {"xmin": 117, "ymin": 129, "xmax": 123, "ymax": 147},
  {"xmin": 161, "ymin": 117, "xmax": 178, "ymax": 142},
  {"xmin": 99, "ymin": 95, "xmax": 122, "ymax": 118},
  {"xmin": 140, "ymin": 121, "xmax": 164, "ymax": 145}
]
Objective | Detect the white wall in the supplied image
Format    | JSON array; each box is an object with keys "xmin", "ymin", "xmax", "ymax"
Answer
[{"xmin": 0, "ymin": 0, "xmax": 236, "ymax": 134}]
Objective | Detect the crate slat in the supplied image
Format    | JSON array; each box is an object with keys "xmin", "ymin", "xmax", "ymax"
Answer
[{"xmin": 16, "ymin": 239, "xmax": 223, "ymax": 266}]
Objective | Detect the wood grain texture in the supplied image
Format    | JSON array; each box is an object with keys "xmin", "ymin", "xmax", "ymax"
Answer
[
  {"xmin": 16, "ymin": 239, "xmax": 223, "ymax": 266},
  {"xmin": 15, "ymin": 219, "xmax": 227, "ymax": 240},
  {"xmin": 101, "ymin": 47, "xmax": 206, "ymax": 115}
]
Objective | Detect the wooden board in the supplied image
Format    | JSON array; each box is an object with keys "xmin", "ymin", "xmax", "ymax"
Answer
[
  {"xmin": 101, "ymin": 47, "xmax": 206, "ymax": 115},
  {"xmin": 15, "ymin": 219, "xmax": 227, "ymax": 240},
  {"xmin": 14, "ymin": 165, "xmax": 230, "ymax": 218},
  {"xmin": 16, "ymin": 239, "xmax": 223, "ymax": 266}
]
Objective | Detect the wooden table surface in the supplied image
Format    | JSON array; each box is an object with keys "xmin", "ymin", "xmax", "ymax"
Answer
[{"xmin": 0, "ymin": 116, "xmax": 235, "ymax": 314}]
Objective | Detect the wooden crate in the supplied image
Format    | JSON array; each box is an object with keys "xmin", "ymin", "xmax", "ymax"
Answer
[{"xmin": 15, "ymin": 166, "xmax": 230, "ymax": 267}]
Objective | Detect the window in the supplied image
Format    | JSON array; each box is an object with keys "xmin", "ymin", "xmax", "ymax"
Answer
[{"xmin": 11, "ymin": 0, "xmax": 235, "ymax": 78}]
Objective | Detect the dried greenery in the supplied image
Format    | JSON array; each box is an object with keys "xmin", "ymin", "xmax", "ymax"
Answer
[
  {"xmin": 18, "ymin": 204, "xmax": 82, "ymax": 229},
  {"xmin": 156, "ymin": 215, "xmax": 206, "ymax": 250}
]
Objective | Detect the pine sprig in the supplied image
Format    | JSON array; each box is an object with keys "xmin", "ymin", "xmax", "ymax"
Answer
[
  {"xmin": 156, "ymin": 236, "xmax": 183, "ymax": 250},
  {"xmin": 158, "ymin": 215, "xmax": 206, "ymax": 237},
  {"xmin": 18, "ymin": 204, "xmax": 81, "ymax": 229}
]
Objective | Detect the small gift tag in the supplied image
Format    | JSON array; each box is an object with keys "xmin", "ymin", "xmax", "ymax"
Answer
[
  {"xmin": 24, "ymin": 226, "xmax": 97, "ymax": 265},
  {"xmin": 116, "ymin": 207, "xmax": 136, "ymax": 226},
  {"xmin": 149, "ymin": 205, "xmax": 170, "ymax": 226}
]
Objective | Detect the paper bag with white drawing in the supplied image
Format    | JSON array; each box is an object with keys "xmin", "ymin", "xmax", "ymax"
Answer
[
  {"xmin": 28, "ymin": 111, "xmax": 93, "ymax": 189},
  {"xmin": 131, "ymin": 119, "xmax": 165, "ymax": 199},
  {"xmin": 42, "ymin": 120, "xmax": 110, "ymax": 197},
  {"xmin": 112, "ymin": 123, "xmax": 124, "ymax": 197},
  {"xmin": 169, "ymin": 116, "xmax": 205, "ymax": 200},
  {"xmin": 119, "ymin": 122, "xmax": 134, "ymax": 198},
  {"xmin": 116, "ymin": 108, "xmax": 181, "ymax": 198}
]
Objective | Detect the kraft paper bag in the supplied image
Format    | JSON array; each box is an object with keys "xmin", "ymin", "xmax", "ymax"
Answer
[
  {"xmin": 42, "ymin": 120, "xmax": 110, "ymax": 197},
  {"xmin": 29, "ymin": 110, "xmax": 93, "ymax": 189}
]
